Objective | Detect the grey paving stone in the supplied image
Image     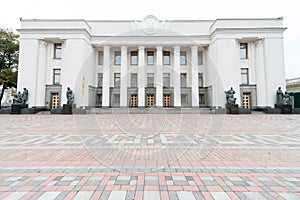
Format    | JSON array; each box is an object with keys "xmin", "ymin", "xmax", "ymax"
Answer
[
  {"xmin": 192, "ymin": 191, "xmax": 205, "ymax": 200},
  {"xmin": 160, "ymin": 185, "xmax": 168, "ymax": 191},
  {"xmin": 28, "ymin": 192, "xmax": 45, "ymax": 200},
  {"xmin": 125, "ymin": 191, "xmax": 135, "ymax": 200},
  {"xmin": 198, "ymin": 185, "xmax": 207, "ymax": 191},
  {"xmin": 136, "ymin": 185, "xmax": 144, "ymax": 191},
  {"xmin": 210, "ymin": 192, "xmax": 231, "ymax": 200},
  {"xmin": 99, "ymin": 191, "xmax": 110, "ymax": 200},
  {"xmin": 169, "ymin": 191, "xmax": 179, "ymax": 200},
  {"xmin": 54, "ymin": 191, "xmax": 68, "ymax": 200},
  {"xmin": 244, "ymin": 192, "xmax": 267, "ymax": 200},
  {"xmin": 177, "ymin": 191, "xmax": 196, "ymax": 200}
]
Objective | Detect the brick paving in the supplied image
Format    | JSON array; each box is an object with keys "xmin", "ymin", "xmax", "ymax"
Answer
[{"xmin": 0, "ymin": 114, "xmax": 299, "ymax": 199}]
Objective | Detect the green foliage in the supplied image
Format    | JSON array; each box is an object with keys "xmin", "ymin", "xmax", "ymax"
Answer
[{"xmin": 0, "ymin": 28, "xmax": 19, "ymax": 107}]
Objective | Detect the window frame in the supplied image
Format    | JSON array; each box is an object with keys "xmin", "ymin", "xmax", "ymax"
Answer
[
  {"xmin": 180, "ymin": 51, "xmax": 187, "ymax": 65},
  {"xmin": 114, "ymin": 51, "xmax": 121, "ymax": 65},
  {"xmin": 240, "ymin": 43, "xmax": 248, "ymax": 59},
  {"xmin": 147, "ymin": 51, "xmax": 154, "ymax": 65},
  {"xmin": 130, "ymin": 51, "xmax": 138, "ymax": 65},
  {"xmin": 114, "ymin": 73, "xmax": 121, "ymax": 88},
  {"xmin": 147, "ymin": 73, "xmax": 154, "ymax": 87},
  {"xmin": 181, "ymin": 94, "xmax": 188, "ymax": 105},
  {"xmin": 98, "ymin": 51, "xmax": 104, "ymax": 65},
  {"xmin": 98, "ymin": 73, "xmax": 103, "ymax": 87},
  {"xmin": 163, "ymin": 51, "xmax": 171, "ymax": 65},
  {"xmin": 198, "ymin": 51, "xmax": 203, "ymax": 65},
  {"xmin": 180, "ymin": 73, "xmax": 187, "ymax": 88},
  {"xmin": 163, "ymin": 73, "xmax": 170, "ymax": 88},
  {"xmin": 131, "ymin": 73, "xmax": 138, "ymax": 88},
  {"xmin": 53, "ymin": 68, "xmax": 61, "ymax": 85},
  {"xmin": 241, "ymin": 68, "xmax": 249, "ymax": 84},
  {"xmin": 198, "ymin": 73, "xmax": 203, "ymax": 88},
  {"xmin": 54, "ymin": 43, "xmax": 62, "ymax": 59}
]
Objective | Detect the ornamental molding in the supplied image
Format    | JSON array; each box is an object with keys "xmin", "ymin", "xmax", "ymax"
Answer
[{"xmin": 130, "ymin": 15, "xmax": 171, "ymax": 35}]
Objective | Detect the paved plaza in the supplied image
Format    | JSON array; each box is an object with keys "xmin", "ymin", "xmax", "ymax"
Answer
[{"xmin": 0, "ymin": 114, "xmax": 300, "ymax": 200}]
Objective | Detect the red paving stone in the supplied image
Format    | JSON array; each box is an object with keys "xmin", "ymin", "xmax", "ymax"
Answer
[{"xmin": 0, "ymin": 114, "xmax": 300, "ymax": 199}]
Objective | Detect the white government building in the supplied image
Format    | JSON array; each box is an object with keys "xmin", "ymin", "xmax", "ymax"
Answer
[{"xmin": 17, "ymin": 16, "xmax": 286, "ymax": 110}]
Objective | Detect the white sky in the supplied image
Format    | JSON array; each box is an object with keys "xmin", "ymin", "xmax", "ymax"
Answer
[{"xmin": 1, "ymin": 0, "xmax": 299, "ymax": 79}]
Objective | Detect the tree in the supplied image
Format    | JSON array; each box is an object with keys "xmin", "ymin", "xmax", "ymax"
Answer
[{"xmin": 0, "ymin": 28, "xmax": 19, "ymax": 108}]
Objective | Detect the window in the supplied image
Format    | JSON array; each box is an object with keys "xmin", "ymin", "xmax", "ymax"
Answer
[
  {"xmin": 54, "ymin": 43, "xmax": 62, "ymax": 59},
  {"xmin": 240, "ymin": 43, "xmax": 248, "ymax": 59},
  {"xmin": 114, "ymin": 73, "xmax": 121, "ymax": 87},
  {"xmin": 163, "ymin": 73, "xmax": 170, "ymax": 88},
  {"xmin": 147, "ymin": 73, "xmax": 154, "ymax": 87},
  {"xmin": 131, "ymin": 73, "xmax": 137, "ymax": 87},
  {"xmin": 199, "ymin": 94, "xmax": 205, "ymax": 105},
  {"xmin": 98, "ymin": 73, "xmax": 103, "ymax": 87},
  {"xmin": 198, "ymin": 73, "xmax": 203, "ymax": 87},
  {"xmin": 114, "ymin": 51, "xmax": 121, "ymax": 65},
  {"xmin": 53, "ymin": 69, "xmax": 61, "ymax": 85},
  {"xmin": 147, "ymin": 51, "xmax": 154, "ymax": 65},
  {"xmin": 164, "ymin": 94, "xmax": 171, "ymax": 107},
  {"xmin": 130, "ymin": 95, "xmax": 138, "ymax": 107},
  {"xmin": 241, "ymin": 68, "xmax": 249, "ymax": 84},
  {"xmin": 180, "ymin": 51, "xmax": 187, "ymax": 65},
  {"xmin": 198, "ymin": 51, "xmax": 203, "ymax": 65},
  {"xmin": 131, "ymin": 51, "xmax": 138, "ymax": 65},
  {"xmin": 163, "ymin": 51, "xmax": 170, "ymax": 65},
  {"xmin": 114, "ymin": 94, "xmax": 120, "ymax": 104},
  {"xmin": 181, "ymin": 94, "xmax": 188, "ymax": 105},
  {"xmin": 180, "ymin": 73, "xmax": 187, "ymax": 88},
  {"xmin": 98, "ymin": 51, "xmax": 103, "ymax": 65},
  {"xmin": 96, "ymin": 94, "xmax": 102, "ymax": 105}
]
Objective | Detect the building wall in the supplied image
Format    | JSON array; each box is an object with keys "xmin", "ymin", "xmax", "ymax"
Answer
[{"xmin": 17, "ymin": 17, "xmax": 287, "ymax": 109}]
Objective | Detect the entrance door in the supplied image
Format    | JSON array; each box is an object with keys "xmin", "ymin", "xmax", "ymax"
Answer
[
  {"xmin": 163, "ymin": 94, "xmax": 170, "ymax": 107},
  {"xmin": 147, "ymin": 94, "xmax": 154, "ymax": 107},
  {"xmin": 130, "ymin": 95, "xmax": 138, "ymax": 107},
  {"xmin": 51, "ymin": 93, "xmax": 59, "ymax": 109},
  {"xmin": 243, "ymin": 93, "xmax": 251, "ymax": 109}
]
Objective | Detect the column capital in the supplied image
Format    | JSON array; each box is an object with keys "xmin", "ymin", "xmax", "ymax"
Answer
[
  {"xmin": 121, "ymin": 46, "xmax": 127, "ymax": 52},
  {"xmin": 138, "ymin": 46, "xmax": 145, "ymax": 51},
  {"xmin": 38, "ymin": 40, "xmax": 48, "ymax": 47},
  {"xmin": 191, "ymin": 45, "xmax": 198, "ymax": 51},
  {"xmin": 103, "ymin": 46, "xmax": 110, "ymax": 51},
  {"xmin": 156, "ymin": 46, "xmax": 163, "ymax": 51},
  {"xmin": 255, "ymin": 39, "xmax": 264, "ymax": 46},
  {"xmin": 173, "ymin": 46, "xmax": 180, "ymax": 51}
]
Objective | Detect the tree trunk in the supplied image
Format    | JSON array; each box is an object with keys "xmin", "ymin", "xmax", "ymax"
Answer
[{"xmin": 0, "ymin": 83, "xmax": 6, "ymax": 109}]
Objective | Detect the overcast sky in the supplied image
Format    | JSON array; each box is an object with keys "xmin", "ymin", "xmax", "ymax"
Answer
[{"xmin": 1, "ymin": 0, "xmax": 298, "ymax": 79}]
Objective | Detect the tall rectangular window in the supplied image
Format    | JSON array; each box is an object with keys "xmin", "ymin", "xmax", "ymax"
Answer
[
  {"xmin": 163, "ymin": 51, "xmax": 170, "ymax": 65},
  {"xmin": 147, "ymin": 73, "xmax": 154, "ymax": 87},
  {"xmin": 54, "ymin": 43, "xmax": 62, "ymax": 59},
  {"xmin": 114, "ymin": 94, "xmax": 120, "ymax": 104},
  {"xmin": 114, "ymin": 73, "xmax": 121, "ymax": 87},
  {"xmin": 198, "ymin": 51, "xmax": 203, "ymax": 65},
  {"xmin": 240, "ymin": 43, "xmax": 248, "ymax": 59},
  {"xmin": 199, "ymin": 94, "xmax": 205, "ymax": 105},
  {"xmin": 53, "ymin": 69, "xmax": 61, "ymax": 85},
  {"xmin": 131, "ymin": 51, "xmax": 138, "ymax": 65},
  {"xmin": 131, "ymin": 73, "xmax": 137, "ymax": 87},
  {"xmin": 98, "ymin": 51, "xmax": 103, "ymax": 65},
  {"xmin": 241, "ymin": 68, "xmax": 249, "ymax": 84},
  {"xmin": 181, "ymin": 94, "xmax": 188, "ymax": 105},
  {"xmin": 98, "ymin": 73, "xmax": 103, "ymax": 87},
  {"xmin": 147, "ymin": 51, "xmax": 154, "ymax": 65},
  {"xmin": 180, "ymin": 73, "xmax": 187, "ymax": 88},
  {"xmin": 114, "ymin": 51, "xmax": 121, "ymax": 65},
  {"xmin": 163, "ymin": 73, "xmax": 170, "ymax": 88},
  {"xmin": 180, "ymin": 51, "xmax": 187, "ymax": 65},
  {"xmin": 198, "ymin": 73, "xmax": 203, "ymax": 87}
]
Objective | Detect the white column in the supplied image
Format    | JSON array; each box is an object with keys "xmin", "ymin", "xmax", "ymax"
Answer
[
  {"xmin": 35, "ymin": 40, "xmax": 48, "ymax": 106},
  {"xmin": 138, "ymin": 46, "xmax": 145, "ymax": 107},
  {"xmin": 173, "ymin": 46, "xmax": 181, "ymax": 107},
  {"xmin": 156, "ymin": 46, "xmax": 163, "ymax": 107},
  {"xmin": 120, "ymin": 46, "xmax": 128, "ymax": 107},
  {"xmin": 191, "ymin": 46, "xmax": 199, "ymax": 107},
  {"xmin": 255, "ymin": 39, "xmax": 267, "ymax": 107},
  {"xmin": 102, "ymin": 46, "xmax": 110, "ymax": 107}
]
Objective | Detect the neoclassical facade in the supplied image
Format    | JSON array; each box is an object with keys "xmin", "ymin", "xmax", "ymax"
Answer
[{"xmin": 17, "ymin": 16, "xmax": 287, "ymax": 109}]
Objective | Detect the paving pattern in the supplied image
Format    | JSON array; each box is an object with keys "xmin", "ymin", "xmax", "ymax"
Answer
[{"xmin": 0, "ymin": 114, "xmax": 300, "ymax": 199}]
